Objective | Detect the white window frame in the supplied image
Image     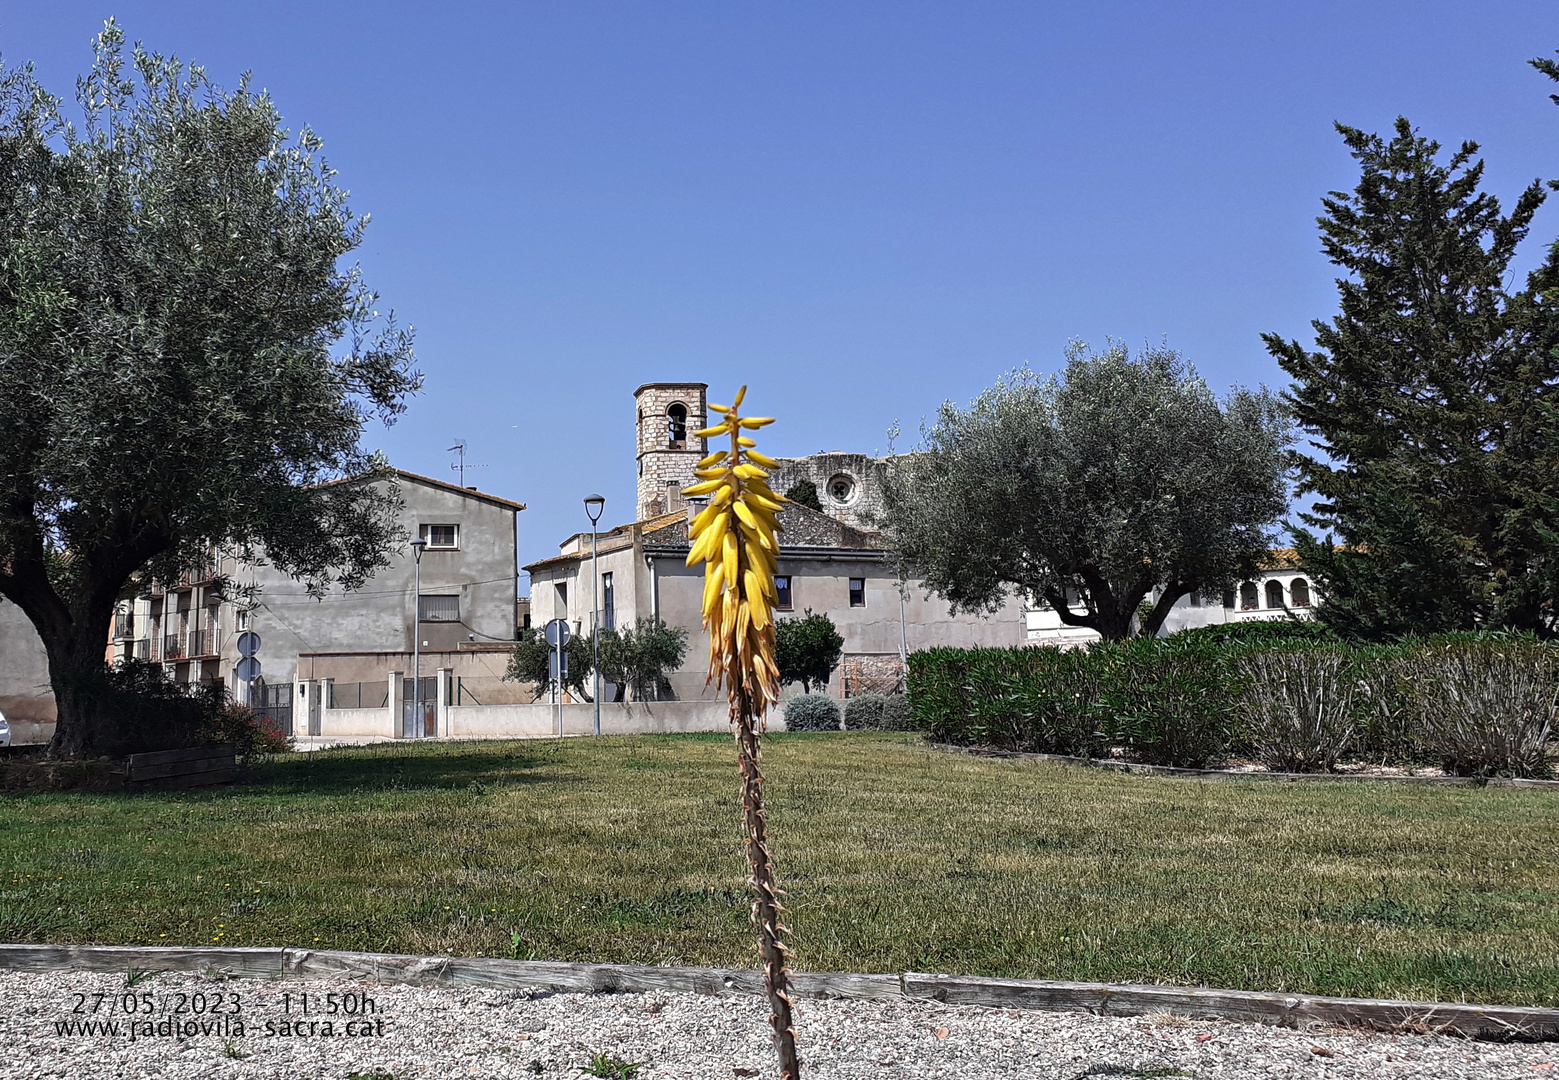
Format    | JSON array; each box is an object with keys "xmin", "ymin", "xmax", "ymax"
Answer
[{"xmin": 420, "ymin": 524, "xmax": 461, "ymax": 550}]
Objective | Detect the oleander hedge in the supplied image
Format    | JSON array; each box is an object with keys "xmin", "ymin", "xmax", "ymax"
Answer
[{"xmin": 907, "ymin": 629, "xmax": 1559, "ymax": 777}]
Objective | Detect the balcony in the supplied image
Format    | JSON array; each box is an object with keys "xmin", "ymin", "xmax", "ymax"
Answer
[
  {"xmin": 177, "ymin": 563, "xmax": 217, "ymax": 589},
  {"xmin": 122, "ymin": 638, "xmax": 149, "ymax": 662},
  {"xmin": 163, "ymin": 633, "xmax": 186, "ymax": 661},
  {"xmin": 187, "ymin": 623, "xmax": 217, "ymax": 659},
  {"xmin": 113, "ymin": 614, "xmax": 135, "ymax": 640}
]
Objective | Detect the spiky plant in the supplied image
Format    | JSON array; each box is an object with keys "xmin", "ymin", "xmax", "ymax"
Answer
[{"xmin": 682, "ymin": 386, "xmax": 799, "ymax": 1080}]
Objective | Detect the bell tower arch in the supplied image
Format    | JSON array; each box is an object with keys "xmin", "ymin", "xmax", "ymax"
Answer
[{"xmin": 634, "ymin": 382, "xmax": 708, "ymax": 520}]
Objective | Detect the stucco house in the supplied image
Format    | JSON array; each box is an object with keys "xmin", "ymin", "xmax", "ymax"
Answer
[{"xmin": 106, "ymin": 468, "xmax": 526, "ymax": 737}]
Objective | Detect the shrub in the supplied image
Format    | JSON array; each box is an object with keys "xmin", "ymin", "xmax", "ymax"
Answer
[
  {"xmin": 906, "ymin": 645, "xmax": 1104, "ymax": 754},
  {"xmin": 1398, "ymin": 639, "xmax": 1556, "ymax": 778},
  {"xmin": 908, "ymin": 633, "xmax": 1557, "ymax": 772},
  {"xmin": 203, "ymin": 704, "xmax": 293, "ymax": 762},
  {"xmin": 89, "ymin": 659, "xmax": 227, "ymax": 756},
  {"xmin": 1170, "ymin": 619, "xmax": 1338, "ymax": 649},
  {"xmin": 782, "ymin": 694, "xmax": 842, "ymax": 732},
  {"xmin": 1235, "ymin": 649, "xmax": 1355, "ymax": 772},
  {"xmin": 842, "ymin": 693, "xmax": 918, "ymax": 732},
  {"xmin": 1099, "ymin": 638, "xmax": 1232, "ymax": 768}
]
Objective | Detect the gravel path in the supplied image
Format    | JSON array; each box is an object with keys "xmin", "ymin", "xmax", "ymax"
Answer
[{"xmin": 0, "ymin": 969, "xmax": 1553, "ymax": 1079}]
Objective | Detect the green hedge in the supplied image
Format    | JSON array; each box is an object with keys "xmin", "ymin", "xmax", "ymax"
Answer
[{"xmin": 907, "ymin": 631, "xmax": 1558, "ymax": 776}]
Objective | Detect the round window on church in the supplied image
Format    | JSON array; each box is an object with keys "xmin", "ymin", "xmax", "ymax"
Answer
[{"xmin": 827, "ymin": 473, "xmax": 857, "ymax": 506}]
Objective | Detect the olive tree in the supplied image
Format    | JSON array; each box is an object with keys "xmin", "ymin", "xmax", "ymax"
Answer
[
  {"xmin": 883, "ymin": 342, "xmax": 1290, "ymax": 641},
  {"xmin": 0, "ymin": 25, "xmax": 418, "ymax": 757}
]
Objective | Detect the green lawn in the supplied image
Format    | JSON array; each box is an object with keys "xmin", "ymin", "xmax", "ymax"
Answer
[{"xmin": 2, "ymin": 733, "xmax": 1557, "ymax": 1006}]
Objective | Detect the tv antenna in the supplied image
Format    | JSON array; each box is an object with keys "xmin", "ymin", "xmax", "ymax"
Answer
[{"xmin": 447, "ymin": 441, "xmax": 487, "ymax": 487}]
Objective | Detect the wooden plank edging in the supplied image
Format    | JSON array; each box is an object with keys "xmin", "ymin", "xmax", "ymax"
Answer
[
  {"xmin": 934, "ymin": 744, "xmax": 1559, "ymax": 790},
  {"xmin": 0, "ymin": 944, "xmax": 1551, "ymax": 1040}
]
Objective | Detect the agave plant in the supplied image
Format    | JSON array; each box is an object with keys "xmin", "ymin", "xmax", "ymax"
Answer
[{"xmin": 682, "ymin": 386, "xmax": 800, "ymax": 1080}]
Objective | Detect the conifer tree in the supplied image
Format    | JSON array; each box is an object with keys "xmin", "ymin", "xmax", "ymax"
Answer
[{"xmin": 1264, "ymin": 118, "xmax": 1557, "ymax": 639}]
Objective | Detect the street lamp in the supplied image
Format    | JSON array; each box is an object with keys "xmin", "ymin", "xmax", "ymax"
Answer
[
  {"xmin": 410, "ymin": 536, "xmax": 427, "ymax": 739},
  {"xmin": 584, "ymin": 494, "xmax": 606, "ymax": 736}
]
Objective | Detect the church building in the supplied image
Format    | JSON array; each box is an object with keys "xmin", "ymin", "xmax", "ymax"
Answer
[{"xmin": 524, "ymin": 382, "xmax": 1028, "ymax": 700}]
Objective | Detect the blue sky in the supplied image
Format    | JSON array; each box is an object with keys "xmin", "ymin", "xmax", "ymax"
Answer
[{"xmin": 6, "ymin": 3, "xmax": 1559, "ymax": 589}]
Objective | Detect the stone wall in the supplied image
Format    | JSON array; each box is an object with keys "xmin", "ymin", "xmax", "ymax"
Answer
[{"xmin": 769, "ymin": 452, "xmax": 889, "ymax": 530}]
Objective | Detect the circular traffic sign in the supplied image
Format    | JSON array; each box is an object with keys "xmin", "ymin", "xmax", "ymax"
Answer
[
  {"xmin": 544, "ymin": 619, "xmax": 571, "ymax": 647},
  {"xmin": 237, "ymin": 631, "xmax": 261, "ymax": 658},
  {"xmin": 236, "ymin": 656, "xmax": 261, "ymax": 682}
]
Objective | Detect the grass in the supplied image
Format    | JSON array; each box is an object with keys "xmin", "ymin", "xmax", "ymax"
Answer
[{"xmin": 0, "ymin": 733, "xmax": 1556, "ymax": 1006}]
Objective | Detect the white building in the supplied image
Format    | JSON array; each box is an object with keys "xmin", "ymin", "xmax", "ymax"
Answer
[{"xmin": 1025, "ymin": 550, "xmax": 1317, "ymax": 645}]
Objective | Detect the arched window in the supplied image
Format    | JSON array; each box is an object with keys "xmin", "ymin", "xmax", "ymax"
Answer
[
  {"xmin": 1290, "ymin": 578, "xmax": 1311, "ymax": 608},
  {"xmin": 667, "ymin": 403, "xmax": 687, "ymax": 446},
  {"xmin": 1239, "ymin": 582, "xmax": 1258, "ymax": 611},
  {"xmin": 1265, "ymin": 580, "xmax": 1284, "ymax": 609}
]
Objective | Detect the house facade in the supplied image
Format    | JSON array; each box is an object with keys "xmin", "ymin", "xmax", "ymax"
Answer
[{"xmin": 107, "ymin": 469, "xmax": 525, "ymax": 737}]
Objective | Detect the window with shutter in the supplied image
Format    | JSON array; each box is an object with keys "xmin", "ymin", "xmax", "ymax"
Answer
[{"xmin": 418, "ymin": 594, "xmax": 460, "ymax": 622}]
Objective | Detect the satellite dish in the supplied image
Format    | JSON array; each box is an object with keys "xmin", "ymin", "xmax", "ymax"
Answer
[
  {"xmin": 237, "ymin": 631, "xmax": 261, "ymax": 658},
  {"xmin": 236, "ymin": 656, "xmax": 261, "ymax": 682}
]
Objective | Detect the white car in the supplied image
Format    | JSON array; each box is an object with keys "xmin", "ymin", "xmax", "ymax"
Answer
[{"xmin": 0, "ymin": 709, "xmax": 10, "ymax": 747}]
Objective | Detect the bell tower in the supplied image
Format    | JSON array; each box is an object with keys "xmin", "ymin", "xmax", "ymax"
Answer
[{"xmin": 634, "ymin": 382, "xmax": 708, "ymax": 520}]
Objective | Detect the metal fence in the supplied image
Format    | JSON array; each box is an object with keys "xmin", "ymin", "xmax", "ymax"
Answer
[
  {"xmin": 454, "ymin": 675, "xmax": 537, "ymax": 706},
  {"xmin": 255, "ymin": 682, "xmax": 293, "ymax": 736},
  {"xmin": 327, "ymin": 681, "xmax": 390, "ymax": 710}
]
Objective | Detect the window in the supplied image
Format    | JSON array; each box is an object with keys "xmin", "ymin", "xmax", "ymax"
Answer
[
  {"xmin": 828, "ymin": 474, "xmax": 857, "ymax": 505},
  {"xmin": 554, "ymin": 581, "xmax": 568, "ymax": 618},
  {"xmin": 602, "ymin": 572, "xmax": 615, "ymax": 630},
  {"xmin": 667, "ymin": 403, "xmax": 688, "ymax": 446},
  {"xmin": 1290, "ymin": 578, "xmax": 1312, "ymax": 608},
  {"xmin": 849, "ymin": 578, "xmax": 865, "ymax": 607},
  {"xmin": 418, "ymin": 594, "xmax": 460, "ymax": 622},
  {"xmin": 1239, "ymin": 582, "xmax": 1258, "ymax": 611},
  {"xmin": 774, "ymin": 575, "xmax": 793, "ymax": 611},
  {"xmin": 1264, "ymin": 580, "xmax": 1284, "ymax": 609},
  {"xmin": 421, "ymin": 524, "xmax": 459, "ymax": 549}
]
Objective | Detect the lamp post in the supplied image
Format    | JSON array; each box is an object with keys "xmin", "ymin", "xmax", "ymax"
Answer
[
  {"xmin": 584, "ymin": 494, "xmax": 606, "ymax": 736},
  {"xmin": 410, "ymin": 536, "xmax": 427, "ymax": 738}
]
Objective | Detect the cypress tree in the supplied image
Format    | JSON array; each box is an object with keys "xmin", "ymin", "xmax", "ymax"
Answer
[{"xmin": 1264, "ymin": 118, "xmax": 1556, "ymax": 639}]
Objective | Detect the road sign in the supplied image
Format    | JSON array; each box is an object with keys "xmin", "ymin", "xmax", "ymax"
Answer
[
  {"xmin": 548, "ymin": 649, "xmax": 568, "ymax": 681},
  {"xmin": 236, "ymin": 656, "xmax": 261, "ymax": 682},
  {"xmin": 237, "ymin": 631, "xmax": 261, "ymax": 658},
  {"xmin": 544, "ymin": 619, "xmax": 571, "ymax": 647}
]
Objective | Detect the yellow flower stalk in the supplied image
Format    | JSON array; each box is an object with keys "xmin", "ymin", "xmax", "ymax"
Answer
[{"xmin": 682, "ymin": 385, "xmax": 799, "ymax": 1080}]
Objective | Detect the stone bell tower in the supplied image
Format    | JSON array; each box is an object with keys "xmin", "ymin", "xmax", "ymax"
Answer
[{"xmin": 634, "ymin": 382, "xmax": 708, "ymax": 520}]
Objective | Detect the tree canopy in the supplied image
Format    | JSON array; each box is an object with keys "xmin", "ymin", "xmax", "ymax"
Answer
[
  {"xmin": 0, "ymin": 24, "xmax": 419, "ymax": 756},
  {"xmin": 883, "ymin": 343, "xmax": 1291, "ymax": 641},
  {"xmin": 774, "ymin": 609, "xmax": 843, "ymax": 693},
  {"xmin": 506, "ymin": 618, "xmax": 689, "ymax": 703},
  {"xmin": 1264, "ymin": 117, "xmax": 1559, "ymax": 639}
]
